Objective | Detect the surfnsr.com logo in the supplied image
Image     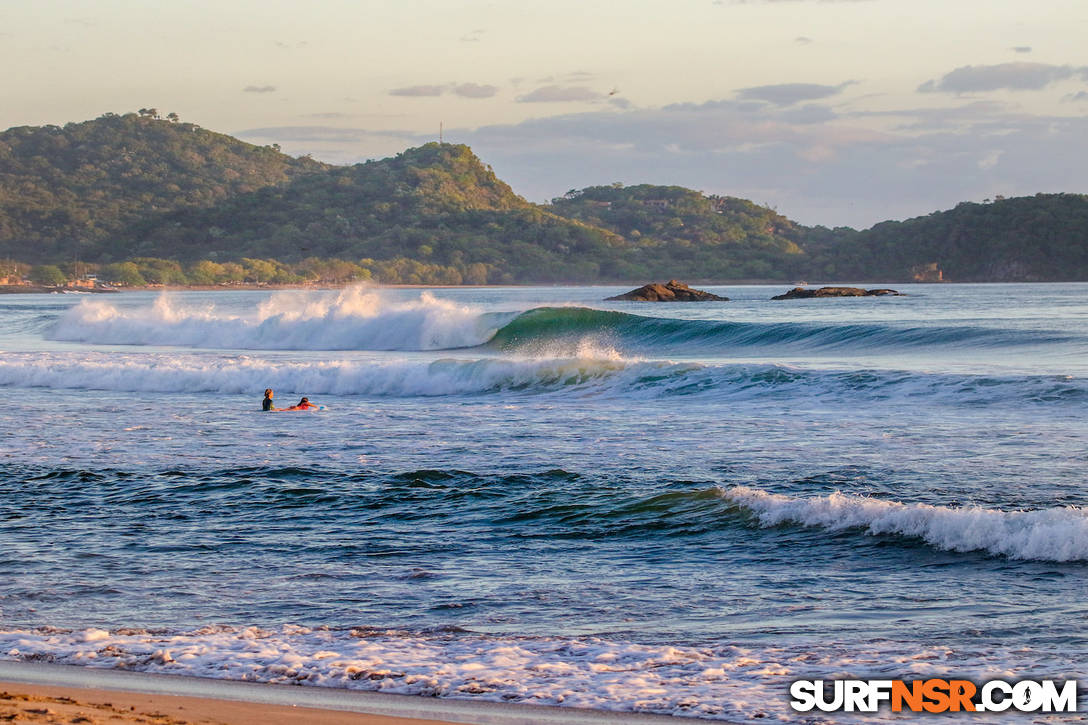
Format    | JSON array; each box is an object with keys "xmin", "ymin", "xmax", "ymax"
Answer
[{"xmin": 790, "ymin": 679, "xmax": 1078, "ymax": 713}]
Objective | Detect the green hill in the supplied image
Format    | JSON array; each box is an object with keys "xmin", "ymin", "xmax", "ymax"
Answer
[
  {"xmin": 120, "ymin": 142, "xmax": 627, "ymax": 282},
  {"xmin": 546, "ymin": 184, "xmax": 807, "ymax": 280},
  {"xmin": 0, "ymin": 112, "xmax": 327, "ymax": 262},
  {"xmin": 0, "ymin": 113, "xmax": 1086, "ymax": 284},
  {"xmin": 805, "ymin": 194, "xmax": 1088, "ymax": 282}
]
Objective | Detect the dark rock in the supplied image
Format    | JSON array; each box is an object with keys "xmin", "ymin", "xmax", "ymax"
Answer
[
  {"xmin": 606, "ymin": 279, "xmax": 729, "ymax": 302},
  {"xmin": 771, "ymin": 286, "xmax": 901, "ymax": 300}
]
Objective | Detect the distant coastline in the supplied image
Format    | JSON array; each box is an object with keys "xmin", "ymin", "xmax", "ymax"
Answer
[
  {"xmin": 1, "ymin": 114, "xmax": 1086, "ymax": 285},
  {"xmin": 0, "ymin": 278, "xmax": 922, "ymax": 295}
]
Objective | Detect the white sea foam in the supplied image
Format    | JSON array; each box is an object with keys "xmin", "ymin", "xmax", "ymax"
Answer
[
  {"xmin": 0, "ymin": 350, "xmax": 1083, "ymax": 405},
  {"xmin": 1, "ymin": 626, "xmax": 1081, "ymax": 721},
  {"xmin": 724, "ymin": 486, "xmax": 1088, "ymax": 562},
  {"xmin": 0, "ymin": 352, "xmax": 694, "ymax": 397},
  {"xmin": 48, "ymin": 287, "xmax": 503, "ymax": 351}
]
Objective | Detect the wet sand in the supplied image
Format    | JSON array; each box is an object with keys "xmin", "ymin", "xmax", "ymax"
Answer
[
  {"xmin": 0, "ymin": 682, "xmax": 457, "ymax": 724},
  {"xmin": 0, "ymin": 661, "xmax": 685, "ymax": 725}
]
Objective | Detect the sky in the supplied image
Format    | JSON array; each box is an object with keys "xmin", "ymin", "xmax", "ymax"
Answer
[{"xmin": 2, "ymin": 0, "xmax": 1087, "ymax": 228}]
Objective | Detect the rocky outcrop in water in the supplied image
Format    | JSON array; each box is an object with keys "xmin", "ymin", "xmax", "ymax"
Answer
[
  {"xmin": 771, "ymin": 286, "xmax": 901, "ymax": 300},
  {"xmin": 606, "ymin": 280, "xmax": 728, "ymax": 302}
]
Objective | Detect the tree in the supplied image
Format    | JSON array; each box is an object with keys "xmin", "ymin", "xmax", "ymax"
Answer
[
  {"xmin": 100, "ymin": 262, "xmax": 146, "ymax": 286},
  {"xmin": 29, "ymin": 264, "xmax": 67, "ymax": 286},
  {"xmin": 463, "ymin": 262, "xmax": 489, "ymax": 285},
  {"xmin": 188, "ymin": 259, "xmax": 226, "ymax": 285}
]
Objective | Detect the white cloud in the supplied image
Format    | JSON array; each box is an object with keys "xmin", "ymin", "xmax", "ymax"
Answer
[
  {"xmin": 735, "ymin": 81, "xmax": 855, "ymax": 106},
  {"xmin": 442, "ymin": 99, "xmax": 1088, "ymax": 228},
  {"xmin": 243, "ymin": 85, "xmax": 277, "ymax": 94},
  {"xmin": 918, "ymin": 62, "xmax": 1088, "ymax": 93},
  {"xmin": 389, "ymin": 83, "xmax": 499, "ymax": 99},
  {"xmin": 389, "ymin": 85, "xmax": 447, "ymax": 97},
  {"xmin": 452, "ymin": 83, "xmax": 499, "ymax": 99},
  {"xmin": 243, "ymin": 88, "xmax": 1088, "ymax": 229},
  {"xmin": 517, "ymin": 86, "xmax": 606, "ymax": 103}
]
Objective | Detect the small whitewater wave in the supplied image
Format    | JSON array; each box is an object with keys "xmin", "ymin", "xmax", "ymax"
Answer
[
  {"xmin": 0, "ymin": 352, "xmax": 695, "ymax": 398},
  {"xmin": 48, "ymin": 287, "xmax": 511, "ymax": 351},
  {"xmin": 724, "ymin": 486, "xmax": 1088, "ymax": 562},
  {"xmin": 1, "ymin": 625, "xmax": 1081, "ymax": 721},
  {"xmin": 0, "ymin": 352, "xmax": 1083, "ymax": 403}
]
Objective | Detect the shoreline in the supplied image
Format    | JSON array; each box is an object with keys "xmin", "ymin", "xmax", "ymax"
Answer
[
  {"xmin": 0, "ymin": 279, "xmax": 960, "ymax": 295},
  {"xmin": 0, "ymin": 660, "xmax": 691, "ymax": 725}
]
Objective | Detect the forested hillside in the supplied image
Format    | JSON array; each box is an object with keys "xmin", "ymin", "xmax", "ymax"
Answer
[
  {"xmin": 123, "ymin": 143, "xmax": 627, "ymax": 283},
  {"xmin": 0, "ymin": 113, "xmax": 1085, "ymax": 284},
  {"xmin": 547, "ymin": 184, "xmax": 807, "ymax": 281},
  {"xmin": 805, "ymin": 194, "xmax": 1088, "ymax": 282},
  {"xmin": 0, "ymin": 111, "xmax": 326, "ymax": 261}
]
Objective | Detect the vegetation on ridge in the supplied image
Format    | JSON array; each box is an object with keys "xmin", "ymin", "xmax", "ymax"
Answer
[
  {"xmin": 0, "ymin": 113, "xmax": 1086, "ymax": 284},
  {"xmin": 0, "ymin": 112, "xmax": 325, "ymax": 262}
]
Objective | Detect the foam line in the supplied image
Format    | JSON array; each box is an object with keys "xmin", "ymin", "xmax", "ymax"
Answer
[
  {"xmin": 48, "ymin": 287, "xmax": 507, "ymax": 351},
  {"xmin": 724, "ymin": 486, "xmax": 1088, "ymax": 562}
]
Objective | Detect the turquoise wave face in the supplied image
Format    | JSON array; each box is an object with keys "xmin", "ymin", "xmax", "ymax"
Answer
[{"xmin": 486, "ymin": 306, "xmax": 1078, "ymax": 354}]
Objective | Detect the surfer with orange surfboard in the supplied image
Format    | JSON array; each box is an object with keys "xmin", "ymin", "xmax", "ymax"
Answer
[{"xmin": 262, "ymin": 389, "xmax": 325, "ymax": 411}]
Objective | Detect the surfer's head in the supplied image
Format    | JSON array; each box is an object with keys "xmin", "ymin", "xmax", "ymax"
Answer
[
  {"xmin": 300, "ymin": 397, "xmax": 309, "ymax": 404},
  {"xmin": 264, "ymin": 388, "xmax": 273, "ymax": 398}
]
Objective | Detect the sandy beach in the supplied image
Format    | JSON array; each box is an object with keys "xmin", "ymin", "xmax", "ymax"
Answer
[
  {"xmin": 0, "ymin": 681, "xmax": 457, "ymax": 725},
  {"xmin": 0, "ymin": 662, "xmax": 684, "ymax": 725}
]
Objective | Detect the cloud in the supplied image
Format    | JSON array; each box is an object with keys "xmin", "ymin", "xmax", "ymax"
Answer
[
  {"xmin": 436, "ymin": 97, "xmax": 1088, "ymax": 228},
  {"xmin": 735, "ymin": 81, "xmax": 855, "ymax": 106},
  {"xmin": 460, "ymin": 28, "xmax": 485, "ymax": 42},
  {"xmin": 795, "ymin": 36, "xmax": 814, "ymax": 44},
  {"xmin": 1065, "ymin": 91, "xmax": 1088, "ymax": 102},
  {"xmin": 452, "ymin": 83, "xmax": 499, "ymax": 99},
  {"xmin": 236, "ymin": 89, "xmax": 1088, "ymax": 230},
  {"xmin": 1011, "ymin": 46, "xmax": 1032, "ymax": 54},
  {"xmin": 564, "ymin": 71, "xmax": 596, "ymax": 82},
  {"xmin": 243, "ymin": 85, "xmax": 277, "ymax": 94},
  {"xmin": 388, "ymin": 83, "xmax": 499, "ymax": 99},
  {"xmin": 389, "ymin": 85, "xmax": 447, "ymax": 97},
  {"xmin": 517, "ymin": 86, "xmax": 607, "ymax": 103},
  {"xmin": 918, "ymin": 62, "xmax": 1088, "ymax": 93},
  {"xmin": 234, "ymin": 126, "xmax": 419, "ymax": 165}
]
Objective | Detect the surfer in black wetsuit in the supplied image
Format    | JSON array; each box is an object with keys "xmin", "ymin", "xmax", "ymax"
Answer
[{"xmin": 262, "ymin": 388, "xmax": 275, "ymax": 411}]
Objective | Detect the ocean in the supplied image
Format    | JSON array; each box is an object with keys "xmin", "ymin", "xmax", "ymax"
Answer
[{"xmin": 0, "ymin": 283, "xmax": 1086, "ymax": 721}]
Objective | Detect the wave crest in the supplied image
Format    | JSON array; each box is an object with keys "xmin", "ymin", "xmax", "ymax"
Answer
[
  {"xmin": 49, "ymin": 287, "xmax": 507, "ymax": 351},
  {"xmin": 0, "ymin": 353, "xmax": 1083, "ymax": 403},
  {"xmin": 724, "ymin": 486, "xmax": 1088, "ymax": 562},
  {"xmin": 47, "ymin": 292, "xmax": 1074, "ymax": 354}
]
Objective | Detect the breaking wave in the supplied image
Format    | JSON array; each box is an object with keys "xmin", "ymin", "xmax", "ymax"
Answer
[
  {"xmin": 46, "ymin": 289, "xmax": 1075, "ymax": 354},
  {"xmin": 724, "ymin": 486, "xmax": 1088, "ymax": 562},
  {"xmin": 0, "ymin": 352, "xmax": 1083, "ymax": 403},
  {"xmin": 48, "ymin": 287, "xmax": 511, "ymax": 351}
]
